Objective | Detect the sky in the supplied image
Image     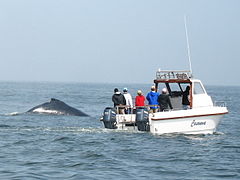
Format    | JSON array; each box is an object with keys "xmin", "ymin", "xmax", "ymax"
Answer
[{"xmin": 0, "ymin": 0, "xmax": 239, "ymax": 86}]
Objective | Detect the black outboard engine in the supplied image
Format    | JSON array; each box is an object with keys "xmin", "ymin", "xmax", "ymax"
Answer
[
  {"xmin": 136, "ymin": 107, "xmax": 150, "ymax": 131},
  {"xmin": 102, "ymin": 107, "xmax": 117, "ymax": 129}
]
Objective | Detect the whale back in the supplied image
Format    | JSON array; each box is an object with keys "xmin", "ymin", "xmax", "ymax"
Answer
[{"xmin": 27, "ymin": 98, "xmax": 88, "ymax": 116}]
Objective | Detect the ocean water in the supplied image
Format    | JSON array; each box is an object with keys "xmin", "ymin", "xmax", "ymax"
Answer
[{"xmin": 0, "ymin": 82, "xmax": 239, "ymax": 180}]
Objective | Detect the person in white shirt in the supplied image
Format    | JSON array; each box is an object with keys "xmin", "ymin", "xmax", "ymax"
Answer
[{"xmin": 123, "ymin": 88, "xmax": 133, "ymax": 114}]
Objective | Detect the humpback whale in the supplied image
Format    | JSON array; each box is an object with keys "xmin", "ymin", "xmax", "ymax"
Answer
[{"xmin": 27, "ymin": 98, "xmax": 88, "ymax": 116}]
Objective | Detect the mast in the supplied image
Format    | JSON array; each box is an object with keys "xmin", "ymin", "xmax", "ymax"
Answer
[{"xmin": 184, "ymin": 15, "xmax": 193, "ymax": 76}]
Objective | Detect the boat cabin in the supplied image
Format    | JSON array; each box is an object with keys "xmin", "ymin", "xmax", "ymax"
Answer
[{"xmin": 154, "ymin": 70, "xmax": 213, "ymax": 110}]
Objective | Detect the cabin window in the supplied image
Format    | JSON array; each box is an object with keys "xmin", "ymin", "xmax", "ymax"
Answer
[{"xmin": 193, "ymin": 82, "xmax": 205, "ymax": 95}]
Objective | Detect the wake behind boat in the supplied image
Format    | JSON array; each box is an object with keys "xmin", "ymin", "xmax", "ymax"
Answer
[{"xmin": 101, "ymin": 70, "xmax": 228, "ymax": 135}]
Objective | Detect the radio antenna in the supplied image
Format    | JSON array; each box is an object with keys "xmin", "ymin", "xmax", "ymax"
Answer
[{"xmin": 184, "ymin": 15, "xmax": 193, "ymax": 76}]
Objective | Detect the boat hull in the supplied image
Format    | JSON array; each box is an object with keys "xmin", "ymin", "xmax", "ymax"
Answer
[
  {"xmin": 150, "ymin": 114, "xmax": 222, "ymax": 135},
  {"xmin": 102, "ymin": 107, "xmax": 228, "ymax": 135},
  {"xmin": 149, "ymin": 107, "xmax": 228, "ymax": 135}
]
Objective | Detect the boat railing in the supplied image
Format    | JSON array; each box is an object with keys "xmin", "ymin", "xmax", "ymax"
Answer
[
  {"xmin": 115, "ymin": 105, "xmax": 160, "ymax": 114},
  {"xmin": 114, "ymin": 103, "xmax": 225, "ymax": 115},
  {"xmin": 115, "ymin": 105, "xmax": 199, "ymax": 114},
  {"xmin": 156, "ymin": 70, "xmax": 192, "ymax": 80}
]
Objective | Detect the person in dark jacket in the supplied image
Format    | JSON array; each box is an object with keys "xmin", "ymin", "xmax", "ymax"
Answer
[
  {"xmin": 112, "ymin": 88, "xmax": 126, "ymax": 114},
  {"xmin": 157, "ymin": 88, "xmax": 173, "ymax": 111},
  {"xmin": 182, "ymin": 86, "xmax": 190, "ymax": 109}
]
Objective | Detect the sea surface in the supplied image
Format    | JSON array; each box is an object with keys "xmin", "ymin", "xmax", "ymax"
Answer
[{"xmin": 0, "ymin": 82, "xmax": 239, "ymax": 180}]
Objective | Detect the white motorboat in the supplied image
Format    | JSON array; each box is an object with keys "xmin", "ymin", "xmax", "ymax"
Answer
[{"xmin": 101, "ymin": 70, "xmax": 228, "ymax": 135}]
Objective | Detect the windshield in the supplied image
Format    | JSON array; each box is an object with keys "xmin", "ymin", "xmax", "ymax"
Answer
[{"xmin": 157, "ymin": 83, "xmax": 191, "ymax": 97}]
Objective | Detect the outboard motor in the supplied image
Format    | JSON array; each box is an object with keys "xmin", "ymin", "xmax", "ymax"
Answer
[
  {"xmin": 102, "ymin": 107, "xmax": 117, "ymax": 129},
  {"xmin": 136, "ymin": 107, "xmax": 150, "ymax": 131}
]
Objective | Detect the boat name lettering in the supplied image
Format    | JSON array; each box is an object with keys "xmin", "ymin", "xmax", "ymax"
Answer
[{"xmin": 191, "ymin": 120, "xmax": 206, "ymax": 127}]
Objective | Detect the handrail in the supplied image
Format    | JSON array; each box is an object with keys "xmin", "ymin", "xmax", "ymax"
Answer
[
  {"xmin": 115, "ymin": 105, "xmax": 160, "ymax": 108},
  {"xmin": 114, "ymin": 105, "xmax": 160, "ymax": 114},
  {"xmin": 156, "ymin": 70, "xmax": 192, "ymax": 80},
  {"xmin": 115, "ymin": 105, "xmax": 159, "ymax": 109},
  {"xmin": 114, "ymin": 103, "xmax": 227, "ymax": 115}
]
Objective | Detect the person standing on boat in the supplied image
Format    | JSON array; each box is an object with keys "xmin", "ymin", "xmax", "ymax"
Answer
[
  {"xmin": 112, "ymin": 88, "xmax": 126, "ymax": 114},
  {"xmin": 122, "ymin": 88, "xmax": 133, "ymax": 114},
  {"xmin": 135, "ymin": 90, "xmax": 145, "ymax": 107},
  {"xmin": 157, "ymin": 88, "xmax": 173, "ymax": 111},
  {"xmin": 182, "ymin": 86, "xmax": 190, "ymax": 110},
  {"xmin": 146, "ymin": 86, "xmax": 159, "ymax": 113}
]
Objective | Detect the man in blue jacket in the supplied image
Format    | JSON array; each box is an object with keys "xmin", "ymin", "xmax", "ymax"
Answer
[{"xmin": 146, "ymin": 86, "xmax": 159, "ymax": 113}]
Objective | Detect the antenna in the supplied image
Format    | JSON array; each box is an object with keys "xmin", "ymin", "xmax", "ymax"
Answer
[{"xmin": 184, "ymin": 15, "xmax": 193, "ymax": 76}]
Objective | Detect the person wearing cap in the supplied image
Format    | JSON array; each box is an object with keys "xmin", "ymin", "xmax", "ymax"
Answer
[
  {"xmin": 146, "ymin": 86, "xmax": 160, "ymax": 113},
  {"xmin": 122, "ymin": 88, "xmax": 133, "ymax": 114},
  {"xmin": 135, "ymin": 90, "xmax": 145, "ymax": 107},
  {"xmin": 157, "ymin": 88, "xmax": 173, "ymax": 111},
  {"xmin": 112, "ymin": 88, "xmax": 126, "ymax": 114}
]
